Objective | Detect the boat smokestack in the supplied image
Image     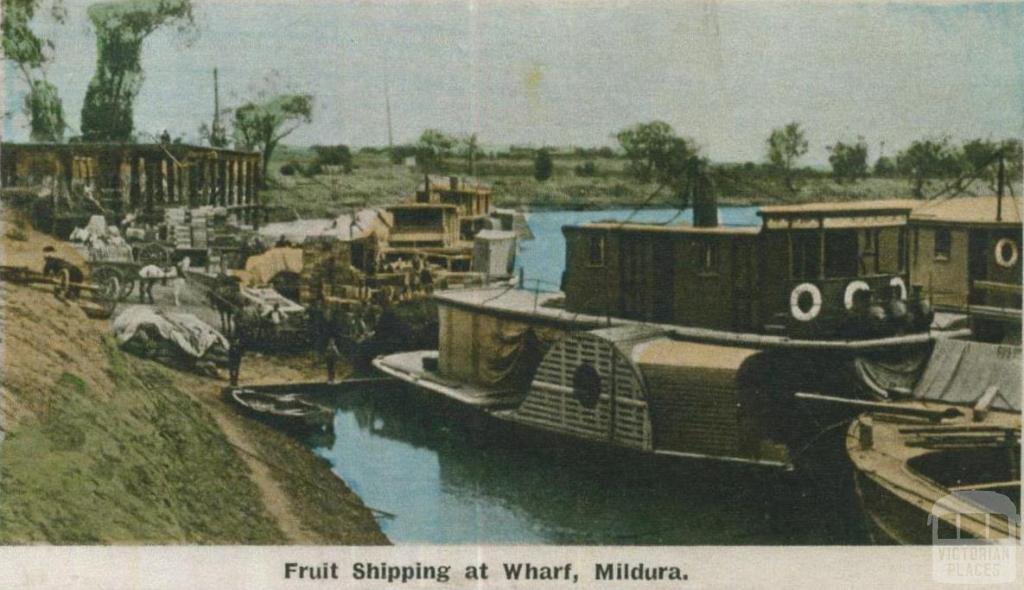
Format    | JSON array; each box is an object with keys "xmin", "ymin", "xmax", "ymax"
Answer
[
  {"xmin": 693, "ymin": 190, "xmax": 718, "ymax": 228},
  {"xmin": 690, "ymin": 159, "xmax": 718, "ymax": 227}
]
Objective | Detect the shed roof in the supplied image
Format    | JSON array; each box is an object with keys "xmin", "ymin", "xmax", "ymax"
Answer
[
  {"xmin": 1, "ymin": 141, "xmax": 259, "ymax": 158},
  {"xmin": 909, "ymin": 196, "xmax": 1023, "ymax": 226}
]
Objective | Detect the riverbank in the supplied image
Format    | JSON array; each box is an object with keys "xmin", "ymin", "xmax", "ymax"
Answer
[
  {"xmin": 0, "ymin": 219, "xmax": 388, "ymax": 544},
  {"xmin": 262, "ymin": 146, "xmax": 1020, "ymax": 220}
]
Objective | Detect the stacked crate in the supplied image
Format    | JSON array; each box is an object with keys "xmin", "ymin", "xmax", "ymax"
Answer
[
  {"xmin": 164, "ymin": 207, "xmax": 190, "ymax": 249},
  {"xmin": 298, "ymin": 240, "xmax": 358, "ymax": 304},
  {"xmin": 190, "ymin": 207, "xmax": 212, "ymax": 250}
]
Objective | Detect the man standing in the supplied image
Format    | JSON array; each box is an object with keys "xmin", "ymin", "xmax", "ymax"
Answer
[
  {"xmin": 324, "ymin": 337, "xmax": 340, "ymax": 384},
  {"xmin": 227, "ymin": 334, "xmax": 243, "ymax": 387}
]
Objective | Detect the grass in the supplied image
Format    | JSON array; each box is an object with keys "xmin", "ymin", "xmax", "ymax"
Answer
[{"xmin": 0, "ymin": 339, "xmax": 285, "ymax": 544}]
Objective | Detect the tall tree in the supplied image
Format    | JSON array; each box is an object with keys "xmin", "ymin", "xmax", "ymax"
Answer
[
  {"xmin": 2, "ymin": 0, "xmax": 67, "ymax": 141},
  {"xmin": 827, "ymin": 137, "xmax": 869, "ymax": 183},
  {"xmin": 766, "ymin": 122, "xmax": 809, "ymax": 192},
  {"xmin": 616, "ymin": 121, "xmax": 680, "ymax": 183},
  {"xmin": 896, "ymin": 138, "xmax": 960, "ymax": 197},
  {"xmin": 615, "ymin": 121, "xmax": 709, "ymax": 210},
  {"xmin": 232, "ymin": 93, "xmax": 314, "ymax": 183},
  {"xmin": 80, "ymin": 0, "xmax": 195, "ymax": 141},
  {"xmin": 415, "ymin": 129, "xmax": 457, "ymax": 173}
]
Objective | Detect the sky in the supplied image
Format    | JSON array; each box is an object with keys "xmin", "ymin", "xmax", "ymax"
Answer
[{"xmin": 3, "ymin": 0, "xmax": 1023, "ymax": 165}]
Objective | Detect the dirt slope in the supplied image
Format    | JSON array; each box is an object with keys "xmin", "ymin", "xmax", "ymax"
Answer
[{"xmin": 0, "ymin": 216, "xmax": 387, "ymax": 544}]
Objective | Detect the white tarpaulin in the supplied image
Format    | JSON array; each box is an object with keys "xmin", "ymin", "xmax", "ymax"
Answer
[
  {"xmin": 113, "ymin": 305, "xmax": 229, "ymax": 360},
  {"xmin": 259, "ymin": 209, "xmax": 390, "ymax": 243}
]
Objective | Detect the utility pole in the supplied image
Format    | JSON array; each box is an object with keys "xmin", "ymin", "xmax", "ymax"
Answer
[
  {"xmin": 385, "ymin": 82, "xmax": 394, "ymax": 151},
  {"xmin": 210, "ymin": 67, "xmax": 226, "ymax": 148}
]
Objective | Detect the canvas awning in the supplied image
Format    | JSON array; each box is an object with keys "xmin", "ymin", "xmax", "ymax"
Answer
[{"xmin": 912, "ymin": 339, "xmax": 1021, "ymax": 411}]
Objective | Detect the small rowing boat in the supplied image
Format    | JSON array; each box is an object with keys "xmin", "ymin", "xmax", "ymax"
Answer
[{"xmin": 227, "ymin": 387, "xmax": 334, "ymax": 434}]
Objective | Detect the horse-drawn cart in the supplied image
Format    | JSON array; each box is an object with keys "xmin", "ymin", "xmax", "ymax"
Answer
[{"xmin": 0, "ymin": 264, "xmax": 119, "ymax": 319}]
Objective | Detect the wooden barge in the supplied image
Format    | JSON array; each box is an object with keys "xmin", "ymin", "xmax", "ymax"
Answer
[{"xmin": 846, "ymin": 339, "xmax": 1021, "ymax": 544}]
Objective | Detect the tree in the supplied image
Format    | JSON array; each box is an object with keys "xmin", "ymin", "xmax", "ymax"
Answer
[
  {"xmin": 533, "ymin": 148, "xmax": 553, "ymax": 181},
  {"xmin": 615, "ymin": 121, "xmax": 709, "ymax": 210},
  {"xmin": 766, "ymin": 122, "xmax": 809, "ymax": 192},
  {"xmin": 311, "ymin": 144, "xmax": 353, "ymax": 173},
  {"xmin": 873, "ymin": 156, "xmax": 896, "ymax": 177},
  {"xmin": 827, "ymin": 137, "xmax": 869, "ymax": 183},
  {"xmin": 3, "ymin": 0, "xmax": 67, "ymax": 141},
  {"xmin": 415, "ymin": 129, "xmax": 457, "ymax": 173},
  {"xmin": 80, "ymin": 0, "xmax": 195, "ymax": 141},
  {"xmin": 616, "ymin": 121, "xmax": 680, "ymax": 183},
  {"xmin": 233, "ymin": 93, "xmax": 314, "ymax": 184},
  {"xmin": 896, "ymin": 138, "xmax": 960, "ymax": 197},
  {"xmin": 460, "ymin": 133, "xmax": 479, "ymax": 176}
]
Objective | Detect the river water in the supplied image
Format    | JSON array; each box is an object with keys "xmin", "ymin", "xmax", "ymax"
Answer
[
  {"xmin": 307, "ymin": 206, "xmax": 868, "ymax": 545},
  {"xmin": 310, "ymin": 387, "xmax": 866, "ymax": 544}
]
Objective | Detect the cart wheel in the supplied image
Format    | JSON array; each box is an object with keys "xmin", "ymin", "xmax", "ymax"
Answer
[
  {"xmin": 137, "ymin": 243, "xmax": 170, "ymax": 266},
  {"xmin": 53, "ymin": 268, "xmax": 70, "ymax": 299},
  {"xmin": 91, "ymin": 266, "xmax": 121, "ymax": 296}
]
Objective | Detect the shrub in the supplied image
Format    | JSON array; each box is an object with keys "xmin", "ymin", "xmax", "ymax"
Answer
[
  {"xmin": 574, "ymin": 161, "xmax": 598, "ymax": 177},
  {"xmin": 534, "ymin": 149, "xmax": 554, "ymax": 181}
]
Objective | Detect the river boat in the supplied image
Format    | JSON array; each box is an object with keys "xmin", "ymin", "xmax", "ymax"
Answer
[{"xmin": 374, "ymin": 197, "xmax": 1011, "ymax": 468}]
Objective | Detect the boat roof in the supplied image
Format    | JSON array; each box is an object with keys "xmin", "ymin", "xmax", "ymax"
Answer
[
  {"xmin": 757, "ymin": 199, "xmax": 920, "ymax": 218},
  {"xmin": 909, "ymin": 195, "xmax": 1023, "ymax": 226},
  {"xmin": 913, "ymin": 339, "xmax": 1021, "ymax": 412},
  {"xmin": 565, "ymin": 222, "xmax": 759, "ymax": 236},
  {"xmin": 387, "ymin": 203, "xmax": 458, "ymax": 211}
]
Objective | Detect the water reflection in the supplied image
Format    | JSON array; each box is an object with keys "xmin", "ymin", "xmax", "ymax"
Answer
[{"xmin": 309, "ymin": 386, "xmax": 869, "ymax": 545}]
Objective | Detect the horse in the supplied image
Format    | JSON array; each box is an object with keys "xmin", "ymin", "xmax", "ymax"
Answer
[{"xmin": 207, "ymin": 273, "xmax": 244, "ymax": 334}]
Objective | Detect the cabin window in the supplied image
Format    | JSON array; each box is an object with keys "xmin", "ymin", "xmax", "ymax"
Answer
[
  {"xmin": 791, "ymin": 232, "xmax": 821, "ymax": 280},
  {"xmin": 857, "ymin": 229, "xmax": 879, "ymax": 275},
  {"xmin": 699, "ymin": 241, "xmax": 718, "ymax": 274},
  {"xmin": 588, "ymin": 235, "xmax": 606, "ymax": 267},
  {"xmin": 934, "ymin": 228, "xmax": 952, "ymax": 261},
  {"xmin": 826, "ymin": 230, "xmax": 859, "ymax": 278},
  {"xmin": 897, "ymin": 228, "xmax": 907, "ymax": 272}
]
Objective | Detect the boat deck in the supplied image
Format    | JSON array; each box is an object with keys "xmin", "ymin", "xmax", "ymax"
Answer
[
  {"xmin": 847, "ymin": 408, "xmax": 1020, "ymax": 544},
  {"xmin": 372, "ymin": 350, "xmax": 522, "ymax": 409},
  {"xmin": 435, "ymin": 287, "xmax": 972, "ymax": 350}
]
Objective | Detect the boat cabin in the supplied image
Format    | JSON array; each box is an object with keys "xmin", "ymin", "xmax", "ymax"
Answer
[
  {"xmin": 0, "ymin": 142, "xmax": 263, "ymax": 233},
  {"xmin": 562, "ymin": 200, "xmax": 922, "ymax": 338},
  {"xmin": 908, "ymin": 196, "xmax": 1022, "ymax": 342},
  {"xmin": 415, "ymin": 175, "xmax": 492, "ymax": 240},
  {"xmin": 385, "ymin": 203, "xmax": 461, "ymax": 249}
]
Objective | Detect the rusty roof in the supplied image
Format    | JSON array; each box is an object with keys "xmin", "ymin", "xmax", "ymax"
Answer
[
  {"xmin": 757, "ymin": 199, "xmax": 920, "ymax": 217},
  {"xmin": 909, "ymin": 195, "xmax": 1023, "ymax": 226}
]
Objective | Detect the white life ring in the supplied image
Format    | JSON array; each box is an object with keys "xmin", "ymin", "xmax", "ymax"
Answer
[
  {"xmin": 790, "ymin": 283, "xmax": 822, "ymax": 322},
  {"xmin": 995, "ymin": 238, "xmax": 1019, "ymax": 268},
  {"xmin": 843, "ymin": 280, "xmax": 871, "ymax": 310},
  {"xmin": 889, "ymin": 277, "xmax": 907, "ymax": 300}
]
